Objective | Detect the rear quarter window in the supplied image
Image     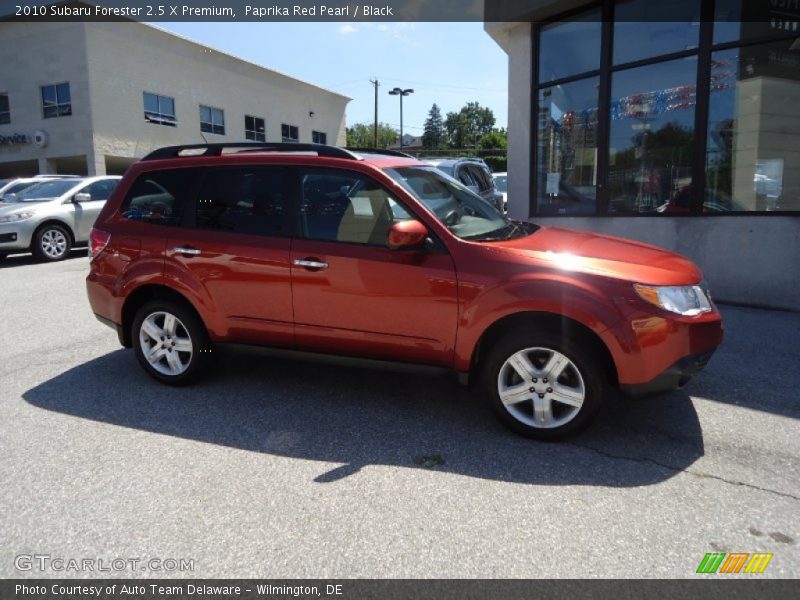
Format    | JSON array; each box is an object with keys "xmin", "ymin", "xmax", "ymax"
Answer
[{"xmin": 120, "ymin": 169, "xmax": 198, "ymax": 226}]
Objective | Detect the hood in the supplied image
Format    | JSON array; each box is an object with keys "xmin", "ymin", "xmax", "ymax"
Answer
[{"xmin": 493, "ymin": 226, "xmax": 702, "ymax": 286}]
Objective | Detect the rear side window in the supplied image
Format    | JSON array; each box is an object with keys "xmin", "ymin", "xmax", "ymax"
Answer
[
  {"xmin": 84, "ymin": 179, "xmax": 118, "ymax": 201},
  {"xmin": 194, "ymin": 167, "xmax": 288, "ymax": 237},
  {"xmin": 120, "ymin": 169, "xmax": 197, "ymax": 226}
]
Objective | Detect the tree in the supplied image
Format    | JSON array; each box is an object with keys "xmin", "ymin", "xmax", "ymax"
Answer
[
  {"xmin": 477, "ymin": 128, "xmax": 507, "ymax": 151},
  {"xmin": 444, "ymin": 102, "xmax": 496, "ymax": 148},
  {"xmin": 422, "ymin": 103, "xmax": 446, "ymax": 149},
  {"xmin": 346, "ymin": 122, "xmax": 398, "ymax": 149}
]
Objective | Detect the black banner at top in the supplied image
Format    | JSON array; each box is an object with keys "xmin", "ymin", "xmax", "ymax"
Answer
[{"xmin": 2, "ymin": 0, "xmax": 800, "ymax": 23}]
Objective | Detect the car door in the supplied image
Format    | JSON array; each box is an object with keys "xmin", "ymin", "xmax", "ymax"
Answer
[
  {"xmin": 290, "ymin": 167, "xmax": 459, "ymax": 366},
  {"xmin": 71, "ymin": 179, "xmax": 118, "ymax": 241},
  {"xmin": 165, "ymin": 165, "xmax": 294, "ymax": 347}
]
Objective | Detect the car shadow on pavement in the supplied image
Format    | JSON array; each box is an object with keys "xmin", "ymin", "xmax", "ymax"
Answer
[
  {"xmin": 0, "ymin": 249, "xmax": 86, "ymax": 268},
  {"xmin": 23, "ymin": 349, "xmax": 705, "ymax": 487}
]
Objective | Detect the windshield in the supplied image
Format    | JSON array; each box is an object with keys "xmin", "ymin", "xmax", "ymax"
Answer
[
  {"xmin": 8, "ymin": 180, "xmax": 79, "ymax": 202},
  {"xmin": 494, "ymin": 175, "xmax": 507, "ymax": 193},
  {"xmin": 0, "ymin": 181, "xmax": 38, "ymax": 199},
  {"xmin": 386, "ymin": 166, "xmax": 523, "ymax": 241}
]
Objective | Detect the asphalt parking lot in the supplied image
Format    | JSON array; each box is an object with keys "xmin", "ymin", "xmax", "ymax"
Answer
[{"xmin": 0, "ymin": 251, "xmax": 798, "ymax": 578}]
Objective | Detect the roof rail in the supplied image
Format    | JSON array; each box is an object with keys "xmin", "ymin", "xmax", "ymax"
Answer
[
  {"xmin": 344, "ymin": 147, "xmax": 416, "ymax": 159},
  {"xmin": 142, "ymin": 143, "xmax": 361, "ymax": 161}
]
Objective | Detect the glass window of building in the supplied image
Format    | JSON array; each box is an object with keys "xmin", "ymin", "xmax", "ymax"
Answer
[
  {"xmin": 608, "ymin": 56, "xmax": 698, "ymax": 214},
  {"xmin": 705, "ymin": 39, "xmax": 800, "ymax": 212},
  {"xmin": 536, "ymin": 77, "xmax": 600, "ymax": 215},
  {"xmin": 143, "ymin": 92, "xmax": 176, "ymax": 126},
  {"xmin": 312, "ymin": 130, "xmax": 327, "ymax": 144},
  {"xmin": 282, "ymin": 124, "xmax": 299, "ymax": 143},
  {"xmin": 200, "ymin": 105, "xmax": 225, "ymax": 135},
  {"xmin": 538, "ymin": 8, "xmax": 601, "ymax": 83},
  {"xmin": 0, "ymin": 93, "xmax": 9, "ymax": 124},
  {"xmin": 245, "ymin": 115, "xmax": 266, "ymax": 141},
  {"xmin": 713, "ymin": 0, "xmax": 798, "ymax": 45},
  {"xmin": 613, "ymin": 0, "xmax": 701, "ymax": 65},
  {"xmin": 41, "ymin": 82, "xmax": 71, "ymax": 118}
]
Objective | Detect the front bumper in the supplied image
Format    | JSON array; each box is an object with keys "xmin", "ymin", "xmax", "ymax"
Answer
[
  {"xmin": 619, "ymin": 349, "xmax": 716, "ymax": 398},
  {"xmin": 0, "ymin": 221, "xmax": 35, "ymax": 251}
]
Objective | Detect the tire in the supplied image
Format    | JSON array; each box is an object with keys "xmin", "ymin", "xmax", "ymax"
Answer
[
  {"xmin": 132, "ymin": 299, "xmax": 211, "ymax": 385},
  {"xmin": 482, "ymin": 330, "xmax": 605, "ymax": 440},
  {"xmin": 32, "ymin": 223, "xmax": 71, "ymax": 262}
]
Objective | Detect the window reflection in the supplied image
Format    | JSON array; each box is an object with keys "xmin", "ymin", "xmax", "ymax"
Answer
[
  {"xmin": 613, "ymin": 0, "xmax": 701, "ymax": 65},
  {"xmin": 538, "ymin": 9, "xmax": 601, "ymax": 83},
  {"xmin": 706, "ymin": 39, "xmax": 800, "ymax": 212},
  {"xmin": 608, "ymin": 57, "xmax": 697, "ymax": 213},
  {"xmin": 537, "ymin": 77, "xmax": 599, "ymax": 215}
]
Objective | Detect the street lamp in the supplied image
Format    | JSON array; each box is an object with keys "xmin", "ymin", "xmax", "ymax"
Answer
[{"xmin": 388, "ymin": 87, "xmax": 414, "ymax": 149}]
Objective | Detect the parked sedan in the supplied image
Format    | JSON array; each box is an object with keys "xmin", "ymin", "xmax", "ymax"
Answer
[{"xmin": 0, "ymin": 176, "xmax": 121, "ymax": 261}]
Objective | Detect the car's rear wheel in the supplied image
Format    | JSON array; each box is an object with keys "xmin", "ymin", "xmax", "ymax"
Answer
[
  {"xmin": 132, "ymin": 300, "xmax": 210, "ymax": 385},
  {"xmin": 482, "ymin": 331, "xmax": 604, "ymax": 440},
  {"xmin": 32, "ymin": 224, "xmax": 71, "ymax": 262}
]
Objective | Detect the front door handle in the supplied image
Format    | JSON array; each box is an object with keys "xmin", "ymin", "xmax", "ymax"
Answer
[
  {"xmin": 169, "ymin": 246, "xmax": 202, "ymax": 256},
  {"xmin": 293, "ymin": 258, "xmax": 328, "ymax": 270}
]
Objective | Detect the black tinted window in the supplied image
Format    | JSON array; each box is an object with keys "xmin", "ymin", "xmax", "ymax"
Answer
[
  {"xmin": 195, "ymin": 167, "xmax": 288, "ymax": 236},
  {"xmin": 121, "ymin": 169, "xmax": 197, "ymax": 226}
]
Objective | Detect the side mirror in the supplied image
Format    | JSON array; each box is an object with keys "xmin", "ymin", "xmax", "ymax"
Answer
[
  {"xmin": 74, "ymin": 192, "xmax": 91, "ymax": 203},
  {"xmin": 388, "ymin": 219, "xmax": 428, "ymax": 250}
]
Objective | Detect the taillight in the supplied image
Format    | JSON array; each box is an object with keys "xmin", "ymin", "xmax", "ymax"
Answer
[{"xmin": 88, "ymin": 228, "xmax": 111, "ymax": 260}]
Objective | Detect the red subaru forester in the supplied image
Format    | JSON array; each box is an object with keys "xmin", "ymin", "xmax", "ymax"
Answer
[{"xmin": 86, "ymin": 143, "xmax": 723, "ymax": 440}]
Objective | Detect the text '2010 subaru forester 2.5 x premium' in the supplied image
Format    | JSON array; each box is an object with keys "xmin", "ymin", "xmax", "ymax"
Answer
[{"xmin": 86, "ymin": 143, "xmax": 723, "ymax": 440}]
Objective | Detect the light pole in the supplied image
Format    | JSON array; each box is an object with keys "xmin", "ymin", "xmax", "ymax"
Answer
[{"xmin": 388, "ymin": 87, "xmax": 413, "ymax": 149}]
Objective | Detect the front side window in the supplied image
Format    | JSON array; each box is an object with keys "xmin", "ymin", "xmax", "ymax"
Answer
[
  {"xmin": 312, "ymin": 130, "xmax": 327, "ymax": 144},
  {"xmin": 200, "ymin": 105, "xmax": 225, "ymax": 135},
  {"xmin": 120, "ymin": 169, "xmax": 197, "ymax": 226},
  {"xmin": 300, "ymin": 169, "xmax": 410, "ymax": 245},
  {"xmin": 83, "ymin": 179, "xmax": 119, "ymax": 201},
  {"xmin": 705, "ymin": 39, "xmax": 800, "ymax": 212},
  {"xmin": 0, "ymin": 93, "xmax": 9, "ymax": 124},
  {"xmin": 386, "ymin": 166, "xmax": 515, "ymax": 241},
  {"xmin": 245, "ymin": 115, "xmax": 266, "ymax": 141},
  {"xmin": 194, "ymin": 167, "xmax": 288, "ymax": 236},
  {"xmin": 607, "ymin": 56, "xmax": 698, "ymax": 214},
  {"xmin": 144, "ymin": 92, "xmax": 176, "ymax": 126},
  {"xmin": 282, "ymin": 124, "xmax": 299, "ymax": 143},
  {"xmin": 41, "ymin": 82, "xmax": 71, "ymax": 118},
  {"xmin": 537, "ymin": 77, "xmax": 599, "ymax": 215}
]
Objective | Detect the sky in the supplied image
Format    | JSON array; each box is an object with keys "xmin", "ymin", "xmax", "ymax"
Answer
[{"xmin": 159, "ymin": 22, "xmax": 509, "ymax": 136}]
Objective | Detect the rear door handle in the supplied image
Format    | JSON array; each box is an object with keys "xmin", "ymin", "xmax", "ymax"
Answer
[
  {"xmin": 293, "ymin": 258, "xmax": 328, "ymax": 270},
  {"xmin": 169, "ymin": 246, "xmax": 202, "ymax": 256}
]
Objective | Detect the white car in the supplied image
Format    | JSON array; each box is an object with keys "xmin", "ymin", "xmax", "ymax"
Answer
[
  {"xmin": 0, "ymin": 175, "xmax": 81, "ymax": 200},
  {"xmin": 492, "ymin": 171, "xmax": 507, "ymax": 212},
  {"xmin": 0, "ymin": 176, "xmax": 121, "ymax": 261}
]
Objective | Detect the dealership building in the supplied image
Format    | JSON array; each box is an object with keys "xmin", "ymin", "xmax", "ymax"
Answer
[
  {"xmin": 487, "ymin": 0, "xmax": 800, "ymax": 310},
  {"xmin": 0, "ymin": 17, "xmax": 350, "ymax": 178}
]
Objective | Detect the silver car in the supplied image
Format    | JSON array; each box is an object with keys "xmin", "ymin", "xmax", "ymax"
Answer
[{"xmin": 0, "ymin": 176, "xmax": 121, "ymax": 261}]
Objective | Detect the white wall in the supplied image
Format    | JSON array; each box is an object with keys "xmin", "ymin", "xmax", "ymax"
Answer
[
  {"xmin": 84, "ymin": 22, "xmax": 350, "ymax": 162},
  {"xmin": 0, "ymin": 21, "xmax": 94, "ymax": 173}
]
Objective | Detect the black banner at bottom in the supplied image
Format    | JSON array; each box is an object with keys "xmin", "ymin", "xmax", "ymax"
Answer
[{"xmin": 1, "ymin": 580, "xmax": 795, "ymax": 600}]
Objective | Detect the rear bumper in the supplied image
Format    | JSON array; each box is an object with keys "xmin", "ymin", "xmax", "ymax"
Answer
[{"xmin": 619, "ymin": 349, "xmax": 716, "ymax": 398}]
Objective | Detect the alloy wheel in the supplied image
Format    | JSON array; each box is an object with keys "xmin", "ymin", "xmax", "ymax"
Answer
[
  {"xmin": 497, "ymin": 347, "xmax": 586, "ymax": 429},
  {"xmin": 139, "ymin": 311, "xmax": 194, "ymax": 376},
  {"xmin": 40, "ymin": 229, "xmax": 68, "ymax": 259}
]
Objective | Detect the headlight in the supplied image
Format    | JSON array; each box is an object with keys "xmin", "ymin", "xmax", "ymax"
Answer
[
  {"xmin": 0, "ymin": 211, "xmax": 35, "ymax": 223},
  {"xmin": 634, "ymin": 283, "xmax": 712, "ymax": 316}
]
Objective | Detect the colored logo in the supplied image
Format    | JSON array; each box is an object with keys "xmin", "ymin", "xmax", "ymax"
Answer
[{"xmin": 696, "ymin": 552, "xmax": 773, "ymax": 574}]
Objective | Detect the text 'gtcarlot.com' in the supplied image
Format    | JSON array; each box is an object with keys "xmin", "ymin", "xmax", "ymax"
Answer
[{"xmin": 14, "ymin": 554, "xmax": 194, "ymax": 573}]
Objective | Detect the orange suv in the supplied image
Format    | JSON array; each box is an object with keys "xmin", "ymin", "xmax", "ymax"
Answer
[{"xmin": 86, "ymin": 143, "xmax": 723, "ymax": 439}]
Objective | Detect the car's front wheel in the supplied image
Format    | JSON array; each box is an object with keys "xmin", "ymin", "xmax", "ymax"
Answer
[
  {"xmin": 483, "ymin": 331, "xmax": 604, "ymax": 440},
  {"xmin": 32, "ymin": 224, "xmax": 71, "ymax": 262},
  {"xmin": 132, "ymin": 300, "xmax": 210, "ymax": 385}
]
